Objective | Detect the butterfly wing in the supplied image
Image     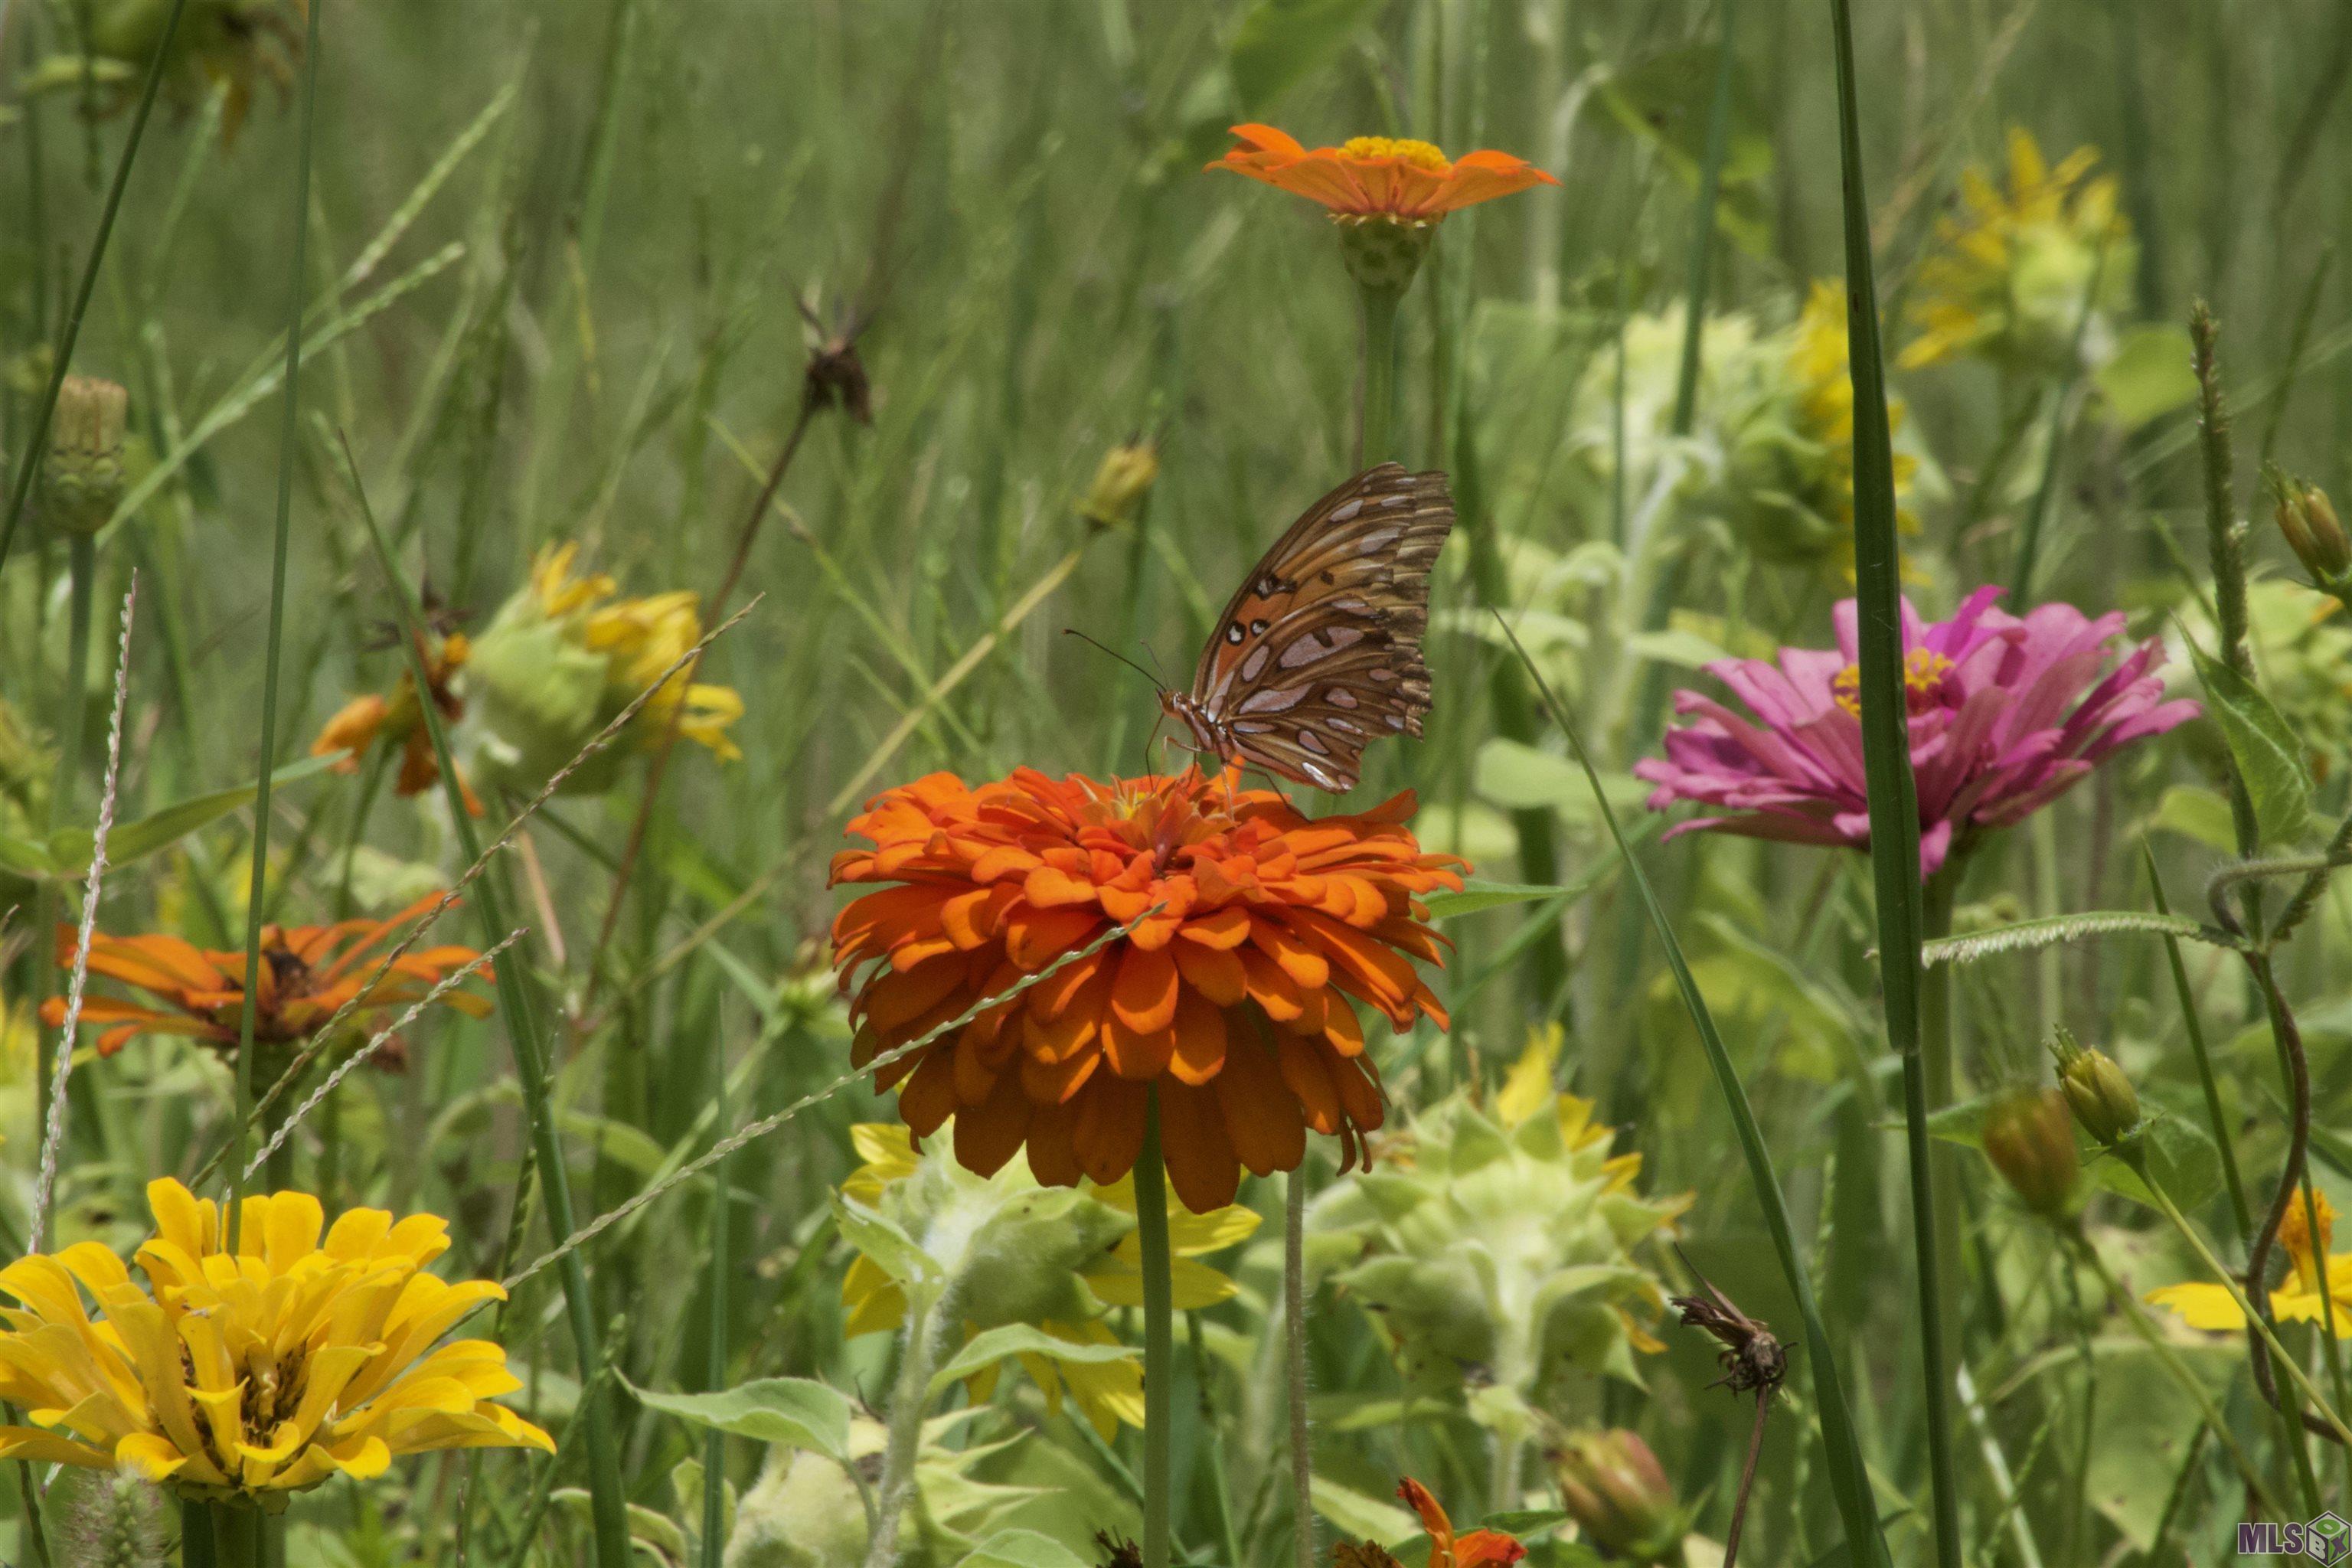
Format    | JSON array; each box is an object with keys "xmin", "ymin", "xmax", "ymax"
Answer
[{"xmin": 1190, "ymin": 463, "xmax": 1455, "ymax": 792}]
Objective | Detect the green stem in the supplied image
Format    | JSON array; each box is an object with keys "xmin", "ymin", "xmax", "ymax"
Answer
[
  {"xmin": 225, "ymin": 0, "xmax": 324, "ymax": 1236},
  {"xmin": 2144, "ymin": 843, "xmax": 2253, "ymax": 1243},
  {"xmin": 1358, "ymin": 285, "xmax": 1403, "ymax": 467},
  {"xmin": 1285, "ymin": 1168, "xmax": 1315, "ymax": 1568},
  {"xmin": 1137, "ymin": 1093, "xmax": 1174, "ymax": 1568},
  {"xmin": 36, "ymin": 534, "xmax": 96, "ymax": 1200},
  {"xmin": 181, "ymin": 1500, "xmax": 217, "ymax": 1568},
  {"xmin": 1921, "ymin": 873, "xmax": 1964, "ymax": 1333},
  {"xmin": 1668, "ymin": 0, "xmax": 1740, "ymax": 437},
  {"xmin": 0, "ymin": 0, "xmax": 194, "ymax": 577},
  {"xmin": 207, "ymin": 1503, "xmax": 261, "ymax": 1568},
  {"xmin": 2071, "ymin": 1230, "xmax": 2278, "ymax": 1514},
  {"xmin": 1824, "ymin": 0, "xmax": 1958, "ymax": 1558},
  {"xmin": 342, "ymin": 446, "xmax": 635, "ymax": 1568},
  {"xmin": 702, "ymin": 1031, "xmax": 732, "ymax": 1568},
  {"xmin": 2136, "ymin": 1161, "xmax": 2352, "ymax": 1449},
  {"xmin": 863, "ymin": 1289, "xmax": 943, "ymax": 1568}
]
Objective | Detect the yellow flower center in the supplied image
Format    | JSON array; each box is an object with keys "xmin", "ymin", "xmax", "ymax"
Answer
[
  {"xmin": 1831, "ymin": 650, "xmax": 1955, "ymax": 717},
  {"xmin": 2285, "ymin": 1188, "xmax": 2337, "ymax": 1288},
  {"xmin": 1340, "ymin": 136, "xmax": 1449, "ymax": 172}
]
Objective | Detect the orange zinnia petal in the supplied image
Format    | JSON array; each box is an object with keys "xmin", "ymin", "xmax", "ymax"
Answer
[{"xmin": 1158, "ymin": 1080, "xmax": 1241, "ymax": 1214}]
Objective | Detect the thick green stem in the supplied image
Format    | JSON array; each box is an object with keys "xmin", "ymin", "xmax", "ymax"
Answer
[
  {"xmin": 1358, "ymin": 285, "xmax": 1402, "ymax": 467},
  {"xmin": 1285, "ymin": 1169, "xmax": 1315, "ymax": 1568},
  {"xmin": 1136, "ymin": 1095, "xmax": 1174, "ymax": 1568},
  {"xmin": 1921, "ymin": 873, "xmax": 1964, "ymax": 1333},
  {"xmin": 863, "ymin": 1290, "xmax": 943, "ymax": 1568},
  {"xmin": 207, "ymin": 1504, "xmax": 261, "ymax": 1568}
]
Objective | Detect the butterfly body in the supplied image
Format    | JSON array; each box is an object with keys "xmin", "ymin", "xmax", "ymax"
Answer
[{"xmin": 1163, "ymin": 462, "xmax": 1455, "ymax": 792}]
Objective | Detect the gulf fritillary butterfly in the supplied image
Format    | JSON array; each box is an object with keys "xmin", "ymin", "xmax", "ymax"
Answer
[{"xmin": 1161, "ymin": 462, "xmax": 1455, "ymax": 792}]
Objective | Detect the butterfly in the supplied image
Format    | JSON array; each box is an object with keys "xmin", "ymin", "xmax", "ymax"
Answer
[{"xmin": 1161, "ymin": 462, "xmax": 1455, "ymax": 793}]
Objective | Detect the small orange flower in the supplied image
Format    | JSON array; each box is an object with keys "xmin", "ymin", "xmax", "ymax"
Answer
[
  {"xmin": 312, "ymin": 630, "xmax": 481, "ymax": 814},
  {"xmin": 1209, "ymin": 126, "xmax": 1557, "ymax": 224},
  {"xmin": 830, "ymin": 768, "xmax": 1464, "ymax": 1213},
  {"xmin": 1399, "ymin": 1478, "xmax": 1527, "ymax": 1568},
  {"xmin": 41, "ymin": 894, "xmax": 492, "ymax": 1057}
]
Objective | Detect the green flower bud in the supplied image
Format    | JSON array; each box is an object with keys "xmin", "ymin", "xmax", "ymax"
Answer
[
  {"xmin": 1080, "ymin": 440, "xmax": 1159, "ymax": 530},
  {"xmin": 1552, "ymin": 1429, "xmax": 1682, "ymax": 1563},
  {"xmin": 2050, "ymin": 1029, "xmax": 2140, "ymax": 1147},
  {"xmin": 1981, "ymin": 1086, "xmax": 2079, "ymax": 1215},
  {"xmin": 2275, "ymin": 474, "xmax": 2351, "ymax": 586},
  {"xmin": 1335, "ymin": 215, "xmax": 1435, "ymax": 297},
  {"xmin": 42, "ymin": 375, "xmax": 129, "ymax": 536}
]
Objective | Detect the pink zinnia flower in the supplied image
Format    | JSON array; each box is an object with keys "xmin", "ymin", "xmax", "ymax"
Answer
[{"xmin": 1635, "ymin": 587, "xmax": 2200, "ymax": 877}]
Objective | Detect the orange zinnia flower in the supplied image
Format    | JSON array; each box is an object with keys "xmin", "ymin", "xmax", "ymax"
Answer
[
  {"xmin": 830, "ymin": 768, "xmax": 1464, "ymax": 1213},
  {"xmin": 312, "ymin": 629, "xmax": 482, "ymax": 814},
  {"xmin": 1399, "ymin": 1478, "xmax": 1527, "ymax": 1568},
  {"xmin": 41, "ymin": 894, "xmax": 492, "ymax": 1057},
  {"xmin": 1209, "ymin": 126, "xmax": 1557, "ymax": 224}
]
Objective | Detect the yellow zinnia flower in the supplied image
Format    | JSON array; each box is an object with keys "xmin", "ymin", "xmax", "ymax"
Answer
[
  {"xmin": 2149, "ymin": 1187, "xmax": 2352, "ymax": 1334},
  {"xmin": 838, "ymin": 1123, "xmax": 1258, "ymax": 1439},
  {"xmin": 0, "ymin": 1180, "xmax": 552, "ymax": 1507},
  {"xmin": 1900, "ymin": 127, "xmax": 2133, "ymax": 373},
  {"xmin": 529, "ymin": 544, "xmax": 744, "ymax": 760}
]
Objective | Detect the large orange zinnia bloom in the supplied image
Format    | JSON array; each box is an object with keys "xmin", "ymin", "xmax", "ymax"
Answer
[
  {"xmin": 1209, "ymin": 126, "xmax": 1557, "ymax": 223},
  {"xmin": 830, "ymin": 768, "xmax": 1464, "ymax": 1213},
  {"xmin": 41, "ymin": 894, "xmax": 491, "ymax": 1057}
]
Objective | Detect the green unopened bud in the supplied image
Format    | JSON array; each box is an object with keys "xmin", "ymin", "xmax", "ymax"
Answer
[
  {"xmin": 2050, "ymin": 1028, "xmax": 2140, "ymax": 1146},
  {"xmin": 2275, "ymin": 475, "xmax": 2352, "ymax": 586},
  {"xmin": 1553, "ymin": 1429, "xmax": 1681, "ymax": 1563},
  {"xmin": 42, "ymin": 375, "xmax": 129, "ymax": 536},
  {"xmin": 1080, "ymin": 440, "xmax": 1158, "ymax": 529},
  {"xmin": 1981, "ymin": 1086, "xmax": 2080, "ymax": 1214},
  {"xmin": 54, "ymin": 1467, "xmax": 169, "ymax": 1568},
  {"xmin": 1335, "ymin": 215, "xmax": 1435, "ymax": 296}
]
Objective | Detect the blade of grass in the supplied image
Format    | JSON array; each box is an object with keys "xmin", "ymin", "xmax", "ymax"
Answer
[
  {"xmin": 341, "ymin": 443, "xmax": 636, "ymax": 1568},
  {"xmin": 224, "ymin": 0, "xmax": 324, "ymax": 1228},
  {"xmin": 1492, "ymin": 611, "xmax": 1890, "ymax": 1568},
  {"xmin": 1822, "ymin": 5, "xmax": 1961, "ymax": 1564},
  {"xmin": 2143, "ymin": 841, "xmax": 2253, "ymax": 1243},
  {"xmin": 0, "ymin": 0, "xmax": 192, "ymax": 577}
]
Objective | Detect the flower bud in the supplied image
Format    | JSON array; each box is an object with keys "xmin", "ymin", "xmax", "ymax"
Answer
[
  {"xmin": 1981, "ymin": 1086, "xmax": 2079, "ymax": 1215},
  {"xmin": 1553, "ymin": 1429, "xmax": 1681, "ymax": 1563},
  {"xmin": 42, "ymin": 375, "xmax": 129, "ymax": 536},
  {"xmin": 1336, "ymin": 214, "xmax": 1436, "ymax": 297},
  {"xmin": 1080, "ymin": 440, "xmax": 1158, "ymax": 529},
  {"xmin": 2051, "ymin": 1029, "xmax": 2140, "ymax": 1146},
  {"xmin": 2276, "ymin": 475, "xmax": 2352, "ymax": 586}
]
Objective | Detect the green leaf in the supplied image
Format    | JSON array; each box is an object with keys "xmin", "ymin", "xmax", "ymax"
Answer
[
  {"xmin": 834, "ymin": 1197, "xmax": 944, "ymax": 1294},
  {"xmin": 1227, "ymin": 0, "xmax": 1382, "ymax": 115},
  {"xmin": 2145, "ymin": 784, "xmax": 2237, "ymax": 853},
  {"xmin": 2187, "ymin": 644, "xmax": 2315, "ymax": 848},
  {"xmin": 2094, "ymin": 324, "xmax": 2200, "ymax": 432},
  {"xmin": 623, "ymin": 1374, "xmax": 851, "ymax": 1462},
  {"xmin": 1425, "ymin": 880, "xmax": 1574, "ymax": 918},
  {"xmin": 1311, "ymin": 1475, "xmax": 1418, "ymax": 1544},
  {"xmin": 1472, "ymin": 738, "xmax": 1648, "ymax": 816},
  {"xmin": 2092, "ymin": 1111, "xmax": 2224, "ymax": 1214},
  {"xmin": 36, "ymin": 753, "xmax": 341, "ymax": 880},
  {"xmin": 957, "ymin": 1529, "xmax": 1096, "ymax": 1568},
  {"xmin": 929, "ymin": 1325, "xmax": 1138, "ymax": 1396}
]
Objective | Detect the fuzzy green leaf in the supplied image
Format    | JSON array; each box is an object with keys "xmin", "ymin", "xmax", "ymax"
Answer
[
  {"xmin": 624, "ymin": 1374, "xmax": 852, "ymax": 1462},
  {"xmin": 2188, "ymin": 644, "xmax": 2315, "ymax": 847},
  {"xmin": 929, "ymin": 1325, "xmax": 1138, "ymax": 1396}
]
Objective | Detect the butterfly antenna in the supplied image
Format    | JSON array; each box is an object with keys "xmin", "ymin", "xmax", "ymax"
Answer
[{"xmin": 1063, "ymin": 629, "xmax": 1164, "ymax": 690}]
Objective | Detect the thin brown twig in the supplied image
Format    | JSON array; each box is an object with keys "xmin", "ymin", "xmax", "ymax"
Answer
[{"xmin": 1724, "ymin": 1386, "xmax": 1771, "ymax": 1568}]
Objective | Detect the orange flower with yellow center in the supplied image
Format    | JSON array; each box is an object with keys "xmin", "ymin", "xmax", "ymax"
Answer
[
  {"xmin": 830, "ymin": 767, "xmax": 1465, "ymax": 1212},
  {"xmin": 2150, "ymin": 1187, "xmax": 2352, "ymax": 1333},
  {"xmin": 40, "ymin": 893, "xmax": 492, "ymax": 1057},
  {"xmin": 1209, "ymin": 126, "xmax": 1557, "ymax": 224}
]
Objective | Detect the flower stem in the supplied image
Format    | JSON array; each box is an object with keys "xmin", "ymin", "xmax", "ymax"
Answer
[
  {"xmin": 702, "ymin": 1030, "xmax": 732, "ymax": 1568},
  {"xmin": 207, "ymin": 1504, "xmax": 260, "ymax": 1568},
  {"xmin": 1285, "ymin": 1168, "xmax": 1315, "ymax": 1568},
  {"xmin": 2135, "ymin": 1158, "xmax": 2352, "ymax": 1449},
  {"xmin": 1358, "ymin": 285, "xmax": 1403, "ymax": 467},
  {"xmin": 863, "ymin": 1288, "xmax": 943, "ymax": 1568},
  {"xmin": 1136, "ymin": 1093, "xmax": 1175, "ymax": 1568}
]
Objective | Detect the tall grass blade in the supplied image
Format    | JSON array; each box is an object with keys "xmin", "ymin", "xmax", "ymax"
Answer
[
  {"xmin": 1493, "ymin": 611, "xmax": 1891, "ymax": 1568},
  {"xmin": 1821, "ymin": 2, "xmax": 1961, "ymax": 1562}
]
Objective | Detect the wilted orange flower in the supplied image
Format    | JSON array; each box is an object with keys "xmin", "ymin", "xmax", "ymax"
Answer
[
  {"xmin": 1209, "ymin": 126, "xmax": 1557, "ymax": 224},
  {"xmin": 830, "ymin": 767, "xmax": 1463, "ymax": 1213},
  {"xmin": 1399, "ymin": 1478, "xmax": 1527, "ymax": 1568},
  {"xmin": 312, "ymin": 629, "xmax": 481, "ymax": 814},
  {"xmin": 41, "ymin": 894, "xmax": 491, "ymax": 1057}
]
